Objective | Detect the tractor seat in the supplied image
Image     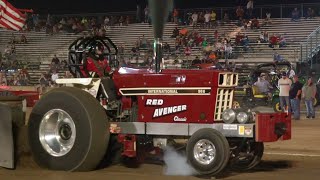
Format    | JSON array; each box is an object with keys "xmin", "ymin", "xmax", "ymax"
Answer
[{"xmin": 252, "ymin": 86, "xmax": 267, "ymax": 98}]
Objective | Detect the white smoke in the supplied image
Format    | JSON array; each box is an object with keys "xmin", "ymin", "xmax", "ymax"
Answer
[{"xmin": 162, "ymin": 146, "xmax": 197, "ymax": 176}]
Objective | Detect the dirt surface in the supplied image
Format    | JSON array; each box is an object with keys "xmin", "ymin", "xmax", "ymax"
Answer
[{"xmin": 1, "ymin": 111, "xmax": 320, "ymax": 180}]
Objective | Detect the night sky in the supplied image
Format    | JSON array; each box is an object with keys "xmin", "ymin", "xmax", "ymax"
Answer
[{"xmin": 9, "ymin": 0, "xmax": 318, "ymax": 14}]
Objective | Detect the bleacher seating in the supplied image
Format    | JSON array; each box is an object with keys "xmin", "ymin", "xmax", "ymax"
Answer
[
  {"xmin": 0, "ymin": 17, "xmax": 319, "ymax": 85},
  {"xmin": 232, "ymin": 17, "xmax": 320, "ymax": 62}
]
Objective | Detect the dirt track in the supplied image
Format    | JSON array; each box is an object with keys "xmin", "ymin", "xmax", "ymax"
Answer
[{"xmin": 1, "ymin": 115, "xmax": 320, "ymax": 180}]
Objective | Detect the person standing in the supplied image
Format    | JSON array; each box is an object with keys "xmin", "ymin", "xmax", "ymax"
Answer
[
  {"xmin": 289, "ymin": 75, "xmax": 303, "ymax": 120},
  {"xmin": 278, "ymin": 72, "xmax": 292, "ymax": 113},
  {"xmin": 302, "ymin": 77, "xmax": 317, "ymax": 119}
]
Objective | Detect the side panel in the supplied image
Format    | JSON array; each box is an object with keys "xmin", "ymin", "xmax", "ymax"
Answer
[{"xmin": 137, "ymin": 95, "xmax": 216, "ymax": 123}]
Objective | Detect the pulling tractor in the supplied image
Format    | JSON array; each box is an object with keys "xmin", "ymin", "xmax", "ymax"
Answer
[{"xmin": 0, "ymin": 0, "xmax": 291, "ymax": 177}]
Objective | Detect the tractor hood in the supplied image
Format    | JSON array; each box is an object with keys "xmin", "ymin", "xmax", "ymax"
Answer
[{"xmin": 113, "ymin": 67, "xmax": 236, "ymax": 90}]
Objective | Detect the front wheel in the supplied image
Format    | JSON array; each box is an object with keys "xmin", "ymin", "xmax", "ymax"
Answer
[
  {"xmin": 28, "ymin": 87, "xmax": 110, "ymax": 171},
  {"xmin": 186, "ymin": 129, "xmax": 230, "ymax": 176}
]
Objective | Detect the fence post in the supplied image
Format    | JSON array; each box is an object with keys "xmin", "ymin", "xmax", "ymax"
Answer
[
  {"xmin": 301, "ymin": 3, "xmax": 304, "ymax": 18},
  {"xmin": 280, "ymin": 5, "xmax": 283, "ymax": 19},
  {"xmin": 260, "ymin": 7, "xmax": 262, "ymax": 19}
]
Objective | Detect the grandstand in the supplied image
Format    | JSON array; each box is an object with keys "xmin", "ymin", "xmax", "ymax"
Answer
[{"xmin": 0, "ymin": 11, "xmax": 320, "ymax": 85}]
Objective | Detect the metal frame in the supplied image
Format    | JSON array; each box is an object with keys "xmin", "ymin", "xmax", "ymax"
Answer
[{"xmin": 110, "ymin": 122, "xmax": 254, "ymax": 138}]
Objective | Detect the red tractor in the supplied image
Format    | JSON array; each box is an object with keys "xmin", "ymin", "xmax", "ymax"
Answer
[{"xmin": 0, "ymin": 0, "xmax": 291, "ymax": 177}]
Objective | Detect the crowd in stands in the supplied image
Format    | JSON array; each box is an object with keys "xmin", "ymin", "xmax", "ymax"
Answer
[
  {"xmin": 1, "ymin": 1, "xmax": 319, "ymax": 90},
  {"xmin": 37, "ymin": 55, "xmax": 69, "ymax": 91},
  {"xmin": 0, "ymin": 68, "xmax": 31, "ymax": 86}
]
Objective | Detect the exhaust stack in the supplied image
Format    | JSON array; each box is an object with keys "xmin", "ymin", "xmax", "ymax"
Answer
[{"xmin": 148, "ymin": 0, "xmax": 172, "ymax": 73}]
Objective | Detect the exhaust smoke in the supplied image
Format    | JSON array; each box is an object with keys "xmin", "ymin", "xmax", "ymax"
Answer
[{"xmin": 162, "ymin": 146, "xmax": 197, "ymax": 176}]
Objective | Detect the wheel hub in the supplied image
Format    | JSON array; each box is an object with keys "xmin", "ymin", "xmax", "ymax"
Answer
[
  {"xmin": 193, "ymin": 139, "xmax": 216, "ymax": 165},
  {"xmin": 59, "ymin": 124, "xmax": 72, "ymax": 140},
  {"xmin": 39, "ymin": 109, "xmax": 76, "ymax": 157}
]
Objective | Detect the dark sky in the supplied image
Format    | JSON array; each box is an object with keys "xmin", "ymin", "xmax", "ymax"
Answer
[{"xmin": 10, "ymin": 0, "xmax": 318, "ymax": 14}]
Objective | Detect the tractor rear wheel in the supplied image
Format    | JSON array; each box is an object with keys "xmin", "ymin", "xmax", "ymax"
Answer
[
  {"xmin": 186, "ymin": 128, "xmax": 230, "ymax": 176},
  {"xmin": 28, "ymin": 87, "xmax": 109, "ymax": 171}
]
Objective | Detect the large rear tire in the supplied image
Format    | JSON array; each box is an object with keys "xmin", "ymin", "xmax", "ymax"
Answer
[
  {"xmin": 186, "ymin": 128, "xmax": 230, "ymax": 176},
  {"xmin": 28, "ymin": 87, "xmax": 109, "ymax": 171}
]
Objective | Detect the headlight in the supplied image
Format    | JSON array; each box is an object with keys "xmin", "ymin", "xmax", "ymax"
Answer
[
  {"xmin": 236, "ymin": 112, "xmax": 249, "ymax": 124},
  {"xmin": 222, "ymin": 109, "xmax": 236, "ymax": 124}
]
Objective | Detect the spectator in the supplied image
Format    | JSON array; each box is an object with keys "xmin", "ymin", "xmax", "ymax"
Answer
[
  {"xmin": 52, "ymin": 54, "xmax": 60, "ymax": 65},
  {"xmin": 204, "ymin": 11, "xmax": 211, "ymax": 28},
  {"xmin": 291, "ymin": 8, "xmax": 300, "ymax": 21},
  {"xmin": 288, "ymin": 67, "xmax": 295, "ymax": 79},
  {"xmin": 191, "ymin": 56, "xmax": 201, "ymax": 65},
  {"xmin": 214, "ymin": 30, "xmax": 219, "ymax": 42},
  {"xmin": 60, "ymin": 59, "xmax": 68, "ymax": 69},
  {"xmin": 0, "ymin": 72, "xmax": 7, "ymax": 85},
  {"xmin": 136, "ymin": 4, "xmax": 141, "ymax": 23},
  {"xmin": 223, "ymin": 12, "xmax": 230, "ymax": 23},
  {"xmin": 305, "ymin": 8, "xmax": 315, "ymax": 19},
  {"xmin": 171, "ymin": 27, "xmax": 179, "ymax": 38},
  {"xmin": 20, "ymin": 34, "xmax": 27, "ymax": 43},
  {"xmin": 140, "ymin": 35, "xmax": 148, "ymax": 48},
  {"xmin": 273, "ymin": 52, "xmax": 284, "ymax": 62},
  {"xmin": 163, "ymin": 43, "xmax": 171, "ymax": 52},
  {"xmin": 269, "ymin": 34, "xmax": 279, "ymax": 48},
  {"xmin": 184, "ymin": 46, "xmax": 191, "ymax": 58},
  {"xmin": 246, "ymin": 0, "xmax": 254, "ymax": 18},
  {"xmin": 173, "ymin": 9, "xmax": 179, "ymax": 24},
  {"xmin": 289, "ymin": 75, "xmax": 303, "ymax": 120},
  {"xmin": 279, "ymin": 35, "xmax": 287, "ymax": 47},
  {"xmin": 225, "ymin": 43, "xmax": 233, "ymax": 60},
  {"xmin": 144, "ymin": 5, "xmax": 149, "ymax": 23},
  {"xmin": 213, "ymin": 59, "xmax": 223, "ymax": 69},
  {"xmin": 198, "ymin": 12, "xmax": 205, "ymax": 28},
  {"xmin": 119, "ymin": 16, "xmax": 124, "ymax": 26},
  {"xmin": 258, "ymin": 32, "xmax": 266, "ymax": 43},
  {"xmin": 210, "ymin": 10, "xmax": 217, "ymax": 28},
  {"xmin": 13, "ymin": 76, "xmax": 21, "ymax": 86},
  {"xmin": 302, "ymin": 77, "xmax": 317, "ymax": 119},
  {"xmin": 264, "ymin": 11, "xmax": 271, "ymax": 25},
  {"xmin": 278, "ymin": 71, "xmax": 292, "ymax": 113},
  {"xmin": 51, "ymin": 70, "xmax": 59, "ymax": 84},
  {"xmin": 191, "ymin": 12, "xmax": 198, "ymax": 28},
  {"xmin": 250, "ymin": 18, "xmax": 260, "ymax": 29},
  {"xmin": 63, "ymin": 71, "xmax": 73, "ymax": 78},
  {"xmin": 254, "ymin": 73, "xmax": 273, "ymax": 100},
  {"xmin": 118, "ymin": 45, "xmax": 125, "ymax": 55},
  {"xmin": 236, "ymin": 6, "xmax": 244, "ymax": 20},
  {"xmin": 202, "ymin": 38, "xmax": 208, "ymax": 48}
]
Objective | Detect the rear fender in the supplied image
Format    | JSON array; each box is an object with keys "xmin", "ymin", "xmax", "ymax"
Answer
[
  {"xmin": 55, "ymin": 78, "xmax": 101, "ymax": 98},
  {"xmin": 0, "ymin": 103, "xmax": 14, "ymax": 169}
]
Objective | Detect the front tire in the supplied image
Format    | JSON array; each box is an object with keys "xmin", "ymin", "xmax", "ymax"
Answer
[
  {"xmin": 28, "ymin": 87, "xmax": 109, "ymax": 171},
  {"xmin": 186, "ymin": 129, "xmax": 230, "ymax": 176}
]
